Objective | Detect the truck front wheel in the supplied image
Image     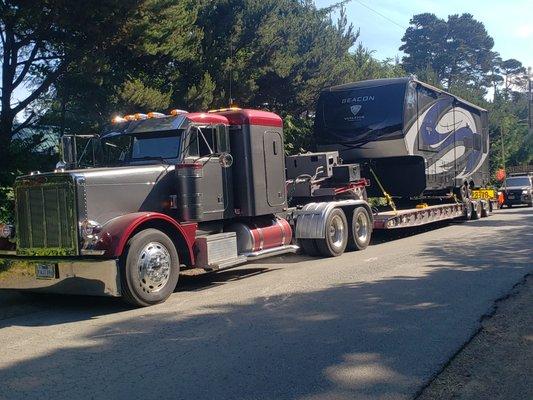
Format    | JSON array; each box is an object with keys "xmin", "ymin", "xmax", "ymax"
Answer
[
  {"xmin": 120, "ymin": 229, "xmax": 180, "ymax": 307},
  {"xmin": 316, "ymin": 208, "xmax": 348, "ymax": 257}
]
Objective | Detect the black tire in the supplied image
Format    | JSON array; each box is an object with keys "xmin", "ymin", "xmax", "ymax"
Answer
[
  {"xmin": 347, "ymin": 207, "xmax": 372, "ymax": 251},
  {"xmin": 454, "ymin": 184, "xmax": 470, "ymax": 202},
  {"xmin": 481, "ymin": 201, "xmax": 489, "ymax": 218},
  {"xmin": 299, "ymin": 239, "xmax": 320, "ymax": 257},
  {"xmin": 471, "ymin": 201, "xmax": 482, "ymax": 220},
  {"xmin": 120, "ymin": 229, "xmax": 180, "ymax": 307},
  {"xmin": 463, "ymin": 199, "xmax": 472, "ymax": 220},
  {"xmin": 316, "ymin": 208, "xmax": 348, "ymax": 257}
]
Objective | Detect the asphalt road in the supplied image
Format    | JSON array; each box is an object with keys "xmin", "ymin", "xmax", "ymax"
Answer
[{"xmin": 0, "ymin": 207, "xmax": 531, "ymax": 400}]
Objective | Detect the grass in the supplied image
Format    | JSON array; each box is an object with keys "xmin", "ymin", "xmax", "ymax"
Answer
[{"xmin": 0, "ymin": 259, "xmax": 34, "ymax": 281}]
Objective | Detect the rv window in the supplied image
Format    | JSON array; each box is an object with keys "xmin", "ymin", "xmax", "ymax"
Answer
[{"xmin": 473, "ymin": 134, "xmax": 482, "ymax": 151}]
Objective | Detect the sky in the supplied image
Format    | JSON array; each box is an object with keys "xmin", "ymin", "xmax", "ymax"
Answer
[{"xmin": 315, "ymin": 0, "xmax": 533, "ymax": 69}]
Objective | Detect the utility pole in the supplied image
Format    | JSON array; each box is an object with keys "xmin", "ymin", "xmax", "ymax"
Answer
[
  {"xmin": 527, "ymin": 67, "xmax": 533, "ymax": 135},
  {"xmin": 501, "ymin": 117, "xmax": 507, "ymax": 190}
]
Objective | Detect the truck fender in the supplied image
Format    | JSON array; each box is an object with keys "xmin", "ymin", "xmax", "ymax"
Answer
[
  {"xmin": 294, "ymin": 200, "xmax": 372, "ymax": 239},
  {"xmin": 93, "ymin": 212, "xmax": 197, "ymax": 265}
]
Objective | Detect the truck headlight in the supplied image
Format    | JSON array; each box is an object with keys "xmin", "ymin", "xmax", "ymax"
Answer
[
  {"xmin": 0, "ymin": 223, "xmax": 14, "ymax": 239},
  {"xmin": 80, "ymin": 219, "xmax": 101, "ymax": 239},
  {"xmin": 522, "ymin": 190, "xmax": 528, "ymax": 194}
]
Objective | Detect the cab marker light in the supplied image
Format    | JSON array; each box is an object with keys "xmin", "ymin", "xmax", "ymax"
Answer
[
  {"xmin": 170, "ymin": 109, "xmax": 188, "ymax": 116},
  {"xmin": 147, "ymin": 112, "xmax": 165, "ymax": 118},
  {"xmin": 124, "ymin": 114, "xmax": 136, "ymax": 121},
  {"xmin": 112, "ymin": 115, "xmax": 127, "ymax": 124},
  {"xmin": 134, "ymin": 113, "xmax": 148, "ymax": 120}
]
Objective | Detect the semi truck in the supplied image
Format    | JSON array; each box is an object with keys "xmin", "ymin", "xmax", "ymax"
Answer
[{"xmin": 0, "ymin": 80, "xmax": 492, "ymax": 307}]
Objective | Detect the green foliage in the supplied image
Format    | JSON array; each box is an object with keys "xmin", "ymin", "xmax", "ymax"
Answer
[
  {"xmin": 0, "ymin": 186, "xmax": 14, "ymax": 223},
  {"xmin": 283, "ymin": 114, "xmax": 315, "ymax": 155},
  {"xmin": 117, "ymin": 78, "xmax": 172, "ymax": 110},
  {"xmin": 400, "ymin": 13, "xmax": 496, "ymax": 90}
]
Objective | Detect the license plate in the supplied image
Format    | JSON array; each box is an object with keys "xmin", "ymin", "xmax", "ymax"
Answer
[
  {"xmin": 35, "ymin": 264, "xmax": 57, "ymax": 279},
  {"xmin": 508, "ymin": 195, "xmax": 515, "ymax": 199},
  {"xmin": 471, "ymin": 189, "xmax": 496, "ymax": 200}
]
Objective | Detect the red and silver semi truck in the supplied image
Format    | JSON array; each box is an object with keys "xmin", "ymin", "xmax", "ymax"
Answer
[{"xmin": 0, "ymin": 80, "xmax": 492, "ymax": 307}]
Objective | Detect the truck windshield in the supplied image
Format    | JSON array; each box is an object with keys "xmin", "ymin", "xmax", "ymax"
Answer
[
  {"xmin": 505, "ymin": 177, "xmax": 531, "ymax": 187},
  {"xmin": 101, "ymin": 130, "xmax": 183, "ymax": 166}
]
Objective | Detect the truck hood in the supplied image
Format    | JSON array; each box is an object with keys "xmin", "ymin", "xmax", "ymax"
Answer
[{"xmin": 71, "ymin": 164, "xmax": 176, "ymax": 224}]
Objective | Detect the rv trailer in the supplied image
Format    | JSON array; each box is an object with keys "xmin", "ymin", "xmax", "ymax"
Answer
[{"xmin": 314, "ymin": 77, "xmax": 490, "ymax": 198}]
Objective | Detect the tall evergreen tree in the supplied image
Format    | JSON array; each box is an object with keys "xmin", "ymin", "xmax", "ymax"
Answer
[{"xmin": 400, "ymin": 13, "xmax": 495, "ymax": 89}]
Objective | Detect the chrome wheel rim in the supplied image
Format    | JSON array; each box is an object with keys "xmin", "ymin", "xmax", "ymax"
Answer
[
  {"xmin": 137, "ymin": 242, "xmax": 171, "ymax": 293},
  {"xmin": 329, "ymin": 214, "xmax": 345, "ymax": 249},
  {"xmin": 355, "ymin": 212, "xmax": 369, "ymax": 243}
]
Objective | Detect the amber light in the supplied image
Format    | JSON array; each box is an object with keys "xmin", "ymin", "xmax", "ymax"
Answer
[
  {"xmin": 170, "ymin": 109, "xmax": 188, "ymax": 116},
  {"xmin": 147, "ymin": 112, "xmax": 165, "ymax": 118},
  {"xmin": 208, "ymin": 106, "xmax": 241, "ymax": 113},
  {"xmin": 112, "ymin": 115, "xmax": 127, "ymax": 124},
  {"xmin": 134, "ymin": 113, "xmax": 148, "ymax": 120}
]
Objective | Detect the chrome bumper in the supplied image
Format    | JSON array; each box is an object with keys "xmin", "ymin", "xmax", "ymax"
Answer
[{"xmin": 0, "ymin": 255, "xmax": 121, "ymax": 297}]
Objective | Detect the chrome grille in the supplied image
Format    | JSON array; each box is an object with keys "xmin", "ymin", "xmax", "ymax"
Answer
[{"xmin": 15, "ymin": 177, "xmax": 77, "ymax": 256}]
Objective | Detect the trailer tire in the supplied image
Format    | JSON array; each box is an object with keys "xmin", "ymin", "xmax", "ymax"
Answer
[
  {"xmin": 471, "ymin": 201, "xmax": 482, "ymax": 220},
  {"xmin": 316, "ymin": 208, "xmax": 348, "ymax": 257},
  {"xmin": 299, "ymin": 239, "xmax": 320, "ymax": 257},
  {"xmin": 463, "ymin": 200, "xmax": 472, "ymax": 220},
  {"xmin": 120, "ymin": 228, "xmax": 180, "ymax": 307},
  {"xmin": 481, "ymin": 201, "xmax": 490, "ymax": 218},
  {"xmin": 347, "ymin": 207, "xmax": 372, "ymax": 251}
]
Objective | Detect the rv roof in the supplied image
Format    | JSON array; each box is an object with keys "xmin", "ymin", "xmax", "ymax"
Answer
[{"xmin": 324, "ymin": 77, "xmax": 487, "ymax": 113}]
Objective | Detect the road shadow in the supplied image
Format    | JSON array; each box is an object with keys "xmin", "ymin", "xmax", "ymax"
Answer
[{"xmin": 0, "ymin": 214, "xmax": 531, "ymax": 400}]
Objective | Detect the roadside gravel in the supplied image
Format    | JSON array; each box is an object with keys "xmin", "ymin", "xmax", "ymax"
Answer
[{"xmin": 416, "ymin": 274, "xmax": 533, "ymax": 400}]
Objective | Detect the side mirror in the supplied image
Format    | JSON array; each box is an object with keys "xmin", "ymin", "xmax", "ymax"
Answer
[
  {"xmin": 219, "ymin": 152, "xmax": 233, "ymax": 168},
  {"xmin": 60, "ymin": 135, "xmax": 76, "ymax": 170},
  {"xmin": 58, "ymin": 134, "xmax": 100, "ymax": 170}
]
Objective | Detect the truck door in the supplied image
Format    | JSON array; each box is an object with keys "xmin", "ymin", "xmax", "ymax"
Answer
[
  {"xmin": 183, "ymin": 125, "xmax": 233, "ymax": 221},
  {"xmin": 263, "ymin": 130, "xmax": 286, "ymax": 207}
]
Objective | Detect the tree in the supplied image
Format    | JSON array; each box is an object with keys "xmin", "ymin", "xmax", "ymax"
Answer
[
  {"xmin": 400, "ymin": 13, "xmax": 496, "ymax": 89},
  {"xmin": 0, "ymin": 0, "xmax": 138, "ymax": 183},
  {"xmin": 47, "ymin": 0, "xmax": 360, "ymax": 131},
  {"xmin": 499, "ymin": 58, "xmax": 528, "ymax": 96}
]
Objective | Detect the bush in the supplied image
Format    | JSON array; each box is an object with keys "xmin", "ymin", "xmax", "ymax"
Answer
[{"xmin": 0, "ymin": 186, "xmax": 14, "ymax": 223}]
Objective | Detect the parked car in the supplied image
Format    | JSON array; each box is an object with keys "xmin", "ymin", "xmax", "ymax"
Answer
[{"xmin": 498, "ymin": 174, "xmax": 533, "ymax": 208}]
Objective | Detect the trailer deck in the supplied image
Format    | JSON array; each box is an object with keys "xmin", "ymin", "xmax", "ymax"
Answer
[{"xmin": 373, "ymin": 203, "xmax": 466, "ymax": 229}]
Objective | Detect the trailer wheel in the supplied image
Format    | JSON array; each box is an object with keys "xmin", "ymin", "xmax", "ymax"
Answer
[
  {"xmin": 316, "ymin": 208, "xmax": 348, "ymax": 257},
  {"xmin": 471, "ymin": 201, "xmax": 482, "ymax": 220},
  {"xmin": 299, "ymin": 239, "xmax": 320, "ymax": 257},
  {"xmin": 347, "ymin": 207, "xmax": 372, "ymax": 251},
  {"xmin": 120, "ymin": 228, "xmax": 180, "ymax": 307},
  {"xmin": 481, "ymin": 201, "xmax": 490, "ymax": 218},
  {"xmin": 463, "ymin": 200, "xmax": 472, "ymax": 220}
]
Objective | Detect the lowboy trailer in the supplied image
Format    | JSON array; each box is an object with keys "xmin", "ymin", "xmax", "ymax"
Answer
[{"xmin": 0, "ymin": 106, "xmax": 490, "ymax": 307}]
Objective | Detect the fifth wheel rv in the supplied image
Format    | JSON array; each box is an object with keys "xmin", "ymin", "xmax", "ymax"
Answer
[{"xmin": 314, "ymin": 77, "xmax": 490, "ymax": 199}]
